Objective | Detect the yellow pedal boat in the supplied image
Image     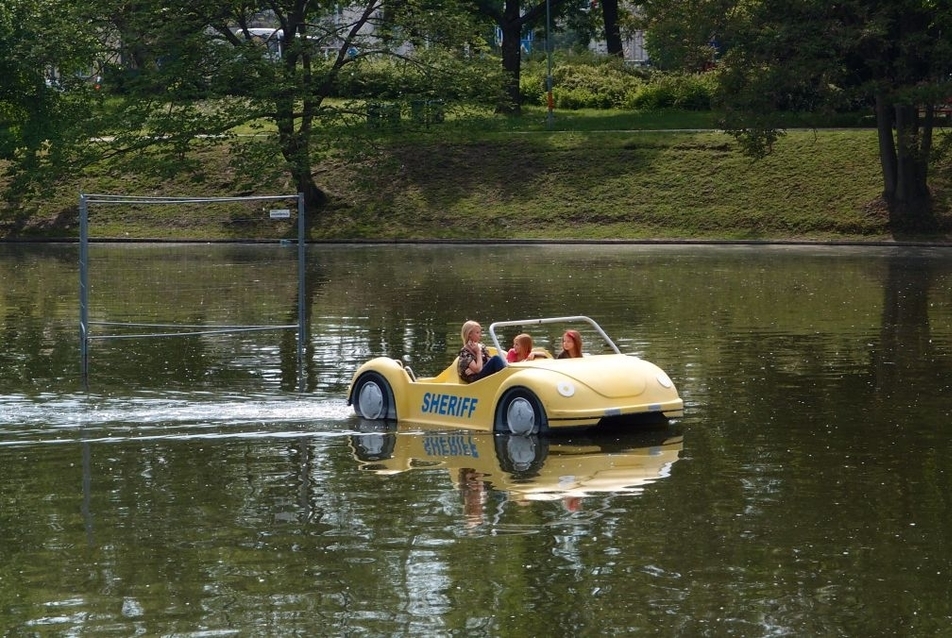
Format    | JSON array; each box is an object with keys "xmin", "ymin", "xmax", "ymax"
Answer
[{"xmin": 347, "ymin": 315, "xmax": 683, "ymax": 435}]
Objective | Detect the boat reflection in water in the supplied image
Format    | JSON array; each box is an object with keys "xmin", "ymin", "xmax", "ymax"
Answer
[{"xmin": 349, "ymin": 420, "xmax": 684, "ymax": 513}]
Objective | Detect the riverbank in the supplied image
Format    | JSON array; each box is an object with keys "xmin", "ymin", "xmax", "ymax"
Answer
[{"xmin": 3, "ymin": 121, "xmax": 951, "ymax": 243}]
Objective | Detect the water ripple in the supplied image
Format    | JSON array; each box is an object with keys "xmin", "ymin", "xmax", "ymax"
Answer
[{"xmin": 0, "ymin": 392, "xmax": 355, "ymax": 446}]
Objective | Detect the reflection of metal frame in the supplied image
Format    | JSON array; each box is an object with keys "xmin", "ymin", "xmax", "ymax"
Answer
[
  {"xmin": 78, "ymin": 193, "xmax": 307, "ymax": 390},
  {"xmin": 348, "ymin": 421, "xmax": 684, "ymax": 501}
]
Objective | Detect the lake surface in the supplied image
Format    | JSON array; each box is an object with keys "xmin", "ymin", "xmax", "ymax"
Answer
[{"xmin": 1, "ymin": 242, "xmax": 951, "ymax": 636}]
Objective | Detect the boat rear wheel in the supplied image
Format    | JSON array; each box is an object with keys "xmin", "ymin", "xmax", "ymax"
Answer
[{"xmin": 353, "ymin": 372, "xmax": 392, "ymax": 420}]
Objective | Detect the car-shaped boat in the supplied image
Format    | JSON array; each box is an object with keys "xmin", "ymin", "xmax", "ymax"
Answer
[{"xmin": 347, "ymin": 315, "xmax": 683, "ymax": 435}]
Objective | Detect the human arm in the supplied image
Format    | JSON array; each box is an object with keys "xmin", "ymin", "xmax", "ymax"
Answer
[
  {"xmin": 459, "ymin": 343, "xmax": 490, "ymax": 382},
  {"xmin": 466, "ymin": 341, "xmax": 485, "ymax": 372}
]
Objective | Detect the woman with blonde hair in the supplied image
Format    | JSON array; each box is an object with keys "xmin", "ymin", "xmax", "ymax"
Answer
[{"xmin": 458, "ymin": 320, "xmax": 507, "ymax": 383}]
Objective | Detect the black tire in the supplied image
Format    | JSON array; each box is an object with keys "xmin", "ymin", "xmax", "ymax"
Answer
[
  {"xmin": 352, "ymin": 372, "xmax": 393, "ymax": 420},
  {"xmin": 495, "ymin": 388, "xmax": 546, "ymax": 435}
]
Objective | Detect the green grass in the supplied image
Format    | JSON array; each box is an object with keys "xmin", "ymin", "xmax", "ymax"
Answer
[
  {"xmin": 316, "ymin": 121, "xmax": 935, "ymax": 241},
  {"xmin": 463, "ymin": 106, "xmax": 724, "ymax": 132},
  {"xmin": 2, "ymin": 108, "xmax": 950, "ymax": 242}
]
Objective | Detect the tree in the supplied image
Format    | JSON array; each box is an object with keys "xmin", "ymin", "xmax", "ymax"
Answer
[
  {"xmin": 0, "ymin": 0, "xmax": 101, "ymax": 204},
  {"xmin": 469, "ymin": 0, "xmax": 573, "ymax": 114},
  {"xmin": 638, "ymin": 0, "xmax": 731, "ymax": 70},
  {"xmin": 715, "ymin": 0, "xmax": 952, "ymax": 231},
  {"xmin": 2, "ymin": 0, "xmax": 495, "ymax": 216},
  {"xmin": 599, "ymin": 0, "xmax": 623, "ymax": 58},
  {"xmin": 91, "ymin": 0, "xmax": 422, "ymax": 213}
]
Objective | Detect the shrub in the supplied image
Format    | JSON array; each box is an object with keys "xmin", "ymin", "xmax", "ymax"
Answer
[
  {"xmin": 552, "ymin": 87, "xmax": 595, "ymax": 109},
  {"xmin": 332, "ymin": 54, "xmax": 503, "ymax": 105},
  {"xmin": 519, "ymin": 59, "xmax": 648, "ymax": 109},
  {"xmin": 552, "ymin": 64, "xmax": 642, "ymax": 109},
  {"xmin": 519, "ymin": 59, "xmax": 719, "ymax": 112},
  {"xmin": 520, "ymin": 67, "xmax": 547, "ymax": 106},
  {"xmin": 629, "ymin": 73, "xmax": 714, "ymax": 111}
]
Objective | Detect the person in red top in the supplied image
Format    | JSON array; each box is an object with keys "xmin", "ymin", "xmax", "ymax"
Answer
[{"xmin": 506, "ymin": 333, "xmax": 537, "ymax": 363}]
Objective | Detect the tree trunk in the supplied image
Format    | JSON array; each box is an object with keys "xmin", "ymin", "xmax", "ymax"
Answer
[
  {"xmin": 295, "ymin": 171, "xmax": 328, "ymax": 213},
  {"xmin": 285, "ymin": 131, "xmax": 327, "ymax": 215},
  {"xmin": 275, "ymin": 24, "xmax": 327, "ymax": 221},
  {"xmin": 874, "ymin": 94, "xmax": 898, "ymax": 198},
  {"xmin": 497, "ymin": 0, "xmax": 524, "ymax": 115},
  {"xmin": 601, "ymin": 0, "xmax": 623, "ymax": 58},
  {"xmin": 277, "ymin": 107, "xmax": 327, "ymax": 218},
  {"xmin": 874, "ymin": 94, "xmax": 934, "ymax": 232}
]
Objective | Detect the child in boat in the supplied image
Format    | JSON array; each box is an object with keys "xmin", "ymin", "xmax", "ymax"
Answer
[
  {"xmin": 506, "ymin": 333, "xmax": 538, "ymax": 363},
  {"xmin": 557, "ymin": 330, "xmax": 583, "ymax": 359}
]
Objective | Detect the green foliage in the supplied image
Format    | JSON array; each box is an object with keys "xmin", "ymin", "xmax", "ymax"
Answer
[
  {"xmin": 638, "ymin": 0, "xmax": 732, "ymax": 71},
  {"xmin": 551, "ymin": 63, "xmax": 644, "ymax": 109},
  {"xmin": 709, "ymin": 0, "xmax": 952, "ymax": 227},
  {"xmin": 519, "ymin": 66, "xmax": 547, "ymax": 106},
  {"xmin": 332, "ymin": 53, "xmax": 504, "ymax": 104},
  {"xmin": 0, "ymin": 0, "xmax": 105, "ymax": 204},
  {"xmin": 520, "ymin": 59, "xmax": 712, "ymax": 111},
  {"xmin": 333, "ymin": 58, "xmax": 411, "ymax": 100},
  {"xmin": 630, "ymin": 72, "xmax": 714, "ymax": 110},
  {"xmin": 0, "ymin": 0, "xmax": 511, "ymax": 212},
  {"xmin": 6, "ymin": 0, "xmax": 946, "ymax": 233}
]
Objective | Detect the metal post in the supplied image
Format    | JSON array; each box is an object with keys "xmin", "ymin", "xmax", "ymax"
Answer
[
  {"xmin": 296, "ymin": 193, "xmax": 307, "ymax": 392},
  {"xmin": 79, "ymin": 194, "xmax": 89, "ymax": 385},
  {"xmin": 546, "ymin": 0, "xmax": 554, "ymax": 128}
]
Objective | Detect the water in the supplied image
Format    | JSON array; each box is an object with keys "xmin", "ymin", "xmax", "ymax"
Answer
[{"xmin": 1, "ymin": 243, "xmax": 951, "ymax": 636}]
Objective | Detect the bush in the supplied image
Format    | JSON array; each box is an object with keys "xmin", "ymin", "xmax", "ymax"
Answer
[
  {"xmin": 551, "ymin": 63, "xmax": 643, "ymax": 109},
  {"xmin": 333, "ymin": 58, "xmax": 409, "ymax": 99},
  {"xmin": 332, "ymin": 54, "xmax": 503, "ymax": 105},
  {"xmin": 522, "ymin": 59, "xmax": 645, "ymax": 110},
  {"xmin": 520, "ymin": 67, "xmax": 547, "ymax": 106},
  {"xmin": 629, "ymin": 73, "xmax": 714, "ymax": 111},
  {"xmin": 519, "ymin": 59, "xmax": 716, "ymax": 112},
  {"xmin": 331, "ymin": 55, "xmax": 717, "ymax": 113}
]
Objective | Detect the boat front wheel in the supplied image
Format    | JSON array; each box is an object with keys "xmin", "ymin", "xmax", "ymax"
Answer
[{"xmin": 496, "ymin": 388, "xmax": 546, "ymax": 435}]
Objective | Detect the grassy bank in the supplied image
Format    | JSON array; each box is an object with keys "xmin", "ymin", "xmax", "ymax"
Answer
[
  {"xmin": 320, "ymin": 127, "xmax": 892, "ymax": 241},
  {"xmin": 3, "ymin": 108, "xmax": 951, "ymax": 242}
]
